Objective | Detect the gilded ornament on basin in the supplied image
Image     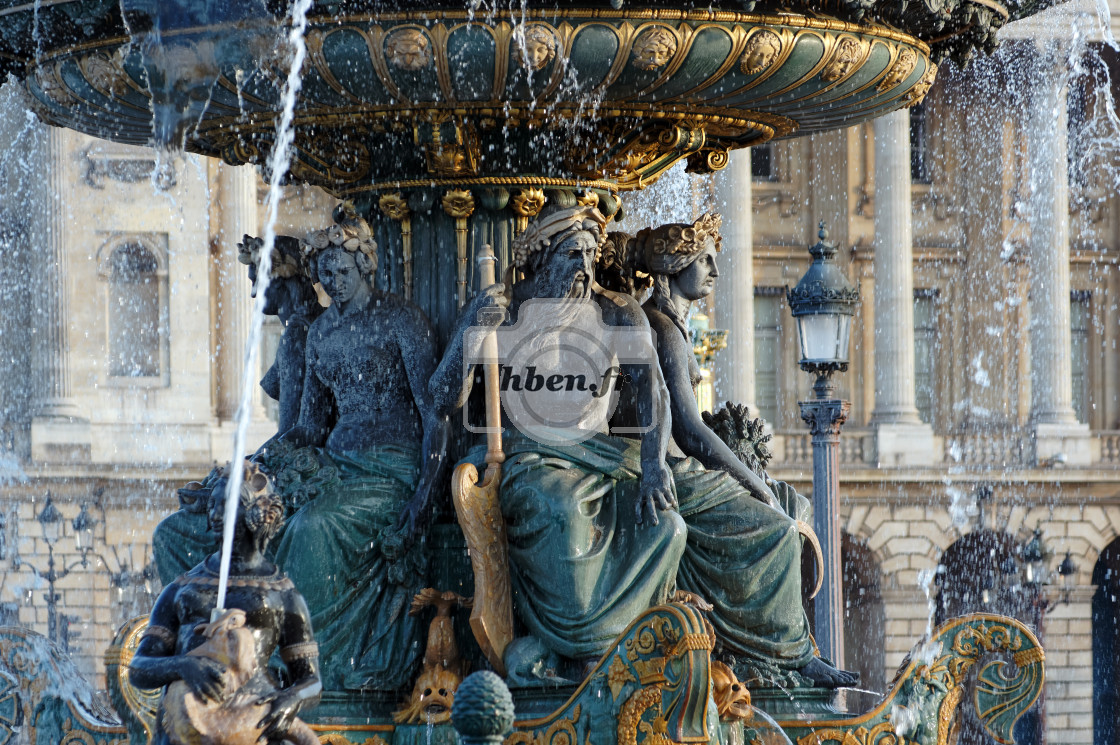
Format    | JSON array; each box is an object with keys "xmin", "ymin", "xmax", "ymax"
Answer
[
  {"xmin": 441, "ymin": 189, "xmax": 476, "ymax": 219},
  {"xmin": 378, "ymin": 192, "xmax": 410, "ymax": 221},
  {"xmin": 79, "ymin": 51, "xmax": 132, "ymax": 98},
  {"xmin": 34, "ymin": 65, "xmax": 78, "ymax": 107},
  {"xmin": 740, "ymin": 30, "xmax": 781, "ymax": 75},
  {"xmin": 821, "ymin": 36, "xmax": 868, "ymax": 82},
  {"xmin": 385, "ymin": 28, "xmax": 432, "ymax": 71},
  {"xmin": 905, "ymin": 63, "xmax": 938, "ymax": 105},
  {"xmin": 511, "ymin": 188, "xmax": 547, "ymax": 218},
  {"xmin": 878, "ymin": 46, "xmax": 918, "ymax": 92},
  {"xmin": 513, "ymin": 24, "xmax": 558, "ymax": 71},
  {"xmin": 631, "ymin": 27, "xmax": 678, "ymax": 71}
]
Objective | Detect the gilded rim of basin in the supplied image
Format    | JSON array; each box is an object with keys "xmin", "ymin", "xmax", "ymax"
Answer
[{"xmin": 17, "ymin": 8, "xmax": 936, "ymax": 193}]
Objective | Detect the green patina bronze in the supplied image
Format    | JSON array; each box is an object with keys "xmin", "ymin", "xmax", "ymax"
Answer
[{"xmin": 0, "ymin": 1, "xmax": 1061, "ymax": 743}]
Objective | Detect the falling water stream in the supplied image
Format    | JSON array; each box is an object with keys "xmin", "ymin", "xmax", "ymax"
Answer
[{"xmin": 215, "ymin": 0, "xmax": 314, "ymax": 613}]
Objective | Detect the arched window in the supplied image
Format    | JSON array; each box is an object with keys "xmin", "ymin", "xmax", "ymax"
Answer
[
  {"xmin": 842, "ymin": 534, "xmax": 885, "ymax": 693},
  {"xmin": 1093, "ymin": 539, "xmax": 1120, "ymax": 743},
  {"xmin": 99, "ymin": 236, "xmax": 168, "ymax": 382},
  {"xmin": 936, "ymin": 530, "xmax": 1042, "ymax": 745}
]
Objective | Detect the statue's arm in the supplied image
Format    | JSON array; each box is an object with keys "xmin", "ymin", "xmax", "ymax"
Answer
[
  {"xmin": 127, "ymin": 583, "xmax": 225, "ymax": 700},
  {"xmin": 397, "ymin": 305, "xmax": 451, "ymax": 539},
  {"xmin": 429, "ymin": 283, "xmax": 507, "ymax": 416},
  {"xmin": 651, "ymin": 314, "xmax": 776, "ymax": 506},
  {"xmin": 274, "ymin": 328, "xmax": 308, "ymax": 435},
  {"xmin": 606, "ymin": 297, "xmax": 676, "ymax": 525},
  {"xmin": 278, "ymin": 329, "xmax": 331, "ymax": 448},
  {"xmin": 259, "ymin": 590, "xmax": 322, "ymax": 740}
]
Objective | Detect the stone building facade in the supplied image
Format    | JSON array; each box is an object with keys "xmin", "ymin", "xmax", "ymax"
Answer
[{"xmin": 0, "ymin": 6, "xmax": 1117, "ymax": 744}]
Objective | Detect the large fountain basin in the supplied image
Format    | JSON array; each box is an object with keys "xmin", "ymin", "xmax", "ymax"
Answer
[{"xmin": 3, "ymin": 5, "xmax": 950, "ymax": 193}]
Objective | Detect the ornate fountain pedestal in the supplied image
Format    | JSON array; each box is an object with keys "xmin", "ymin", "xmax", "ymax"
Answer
[
  {"xmin": 1, "ymin": 608, "xmax": 1043, "ymax": 745},
  {"xmin": 0, "ymin": 1, "xmax": 1057, "ymax": 744}
]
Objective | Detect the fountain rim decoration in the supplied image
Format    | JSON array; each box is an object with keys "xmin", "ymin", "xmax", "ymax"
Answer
[{"xmin": 13, "ymin": 3, "xmax": 943, "ymax": 193}]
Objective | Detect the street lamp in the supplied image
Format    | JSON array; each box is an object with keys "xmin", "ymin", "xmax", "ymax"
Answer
[
  {"xmin": 788, "ymin": 221, "xmax": 860, "ymax": 668},
  {"xmin": 33, "ymin": 493, "xmax": 78, "ymax": 646},
  {"xmin": 9, "ymin": 492, "xmax": 159, "ymax": 648},
  {"xmin": 71, "ymin": 502, "xmax": 97, "ymax": 553}
]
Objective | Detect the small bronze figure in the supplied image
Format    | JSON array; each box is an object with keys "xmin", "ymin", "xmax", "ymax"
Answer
[{"xmin": 130, "ymin": 462, "xmax": 321, "ymax": 745}]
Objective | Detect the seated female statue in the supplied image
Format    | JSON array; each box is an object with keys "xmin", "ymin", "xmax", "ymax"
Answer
[
  {"xmin": 265, "ymin": 204, "xmax": 450, "ymax": 692},
  {"xmin": 614, "ymin": 214, "xmax": 856, "ymax": 688},
  {"xmin": 153, "ymin": 235, "xmax": 322, "ymax": 584}
]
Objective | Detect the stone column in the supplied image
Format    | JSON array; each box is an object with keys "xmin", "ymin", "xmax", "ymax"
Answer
[
  {"xmin": 214, "ymin": 163, "xmax": 262, "ymax": 422},
  {"xmin": 713, "ymin": 149, "xmax": 755, "ymax": 414},
  {"xmin": 29, "ymin": 126, "xmax": 90, "ymax": 462},
  {"xmin": 870, "ymin": 109, "xmax": 934, "ymax": 465},
  {"xmin": 1026, "ymin": 42, "xmax": 1090, "ymax": 464}
]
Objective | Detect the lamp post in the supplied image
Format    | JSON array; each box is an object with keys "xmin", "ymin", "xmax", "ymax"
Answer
[
  {"xmin": 33, "ymin": 492, "xmax": 88, "ymax": 646},
  {"xmin": 10, "ymin": 492, "xmax": 159, "ymax": 647},
  {"xmin": 788, "ymin": 222, "xmax": 860, "ymax": 668}
]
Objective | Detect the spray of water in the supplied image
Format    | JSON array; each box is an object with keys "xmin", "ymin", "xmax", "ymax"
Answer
[{"xmin": 215, "ymin": 0, "xmax": 313, "ymax": 613}]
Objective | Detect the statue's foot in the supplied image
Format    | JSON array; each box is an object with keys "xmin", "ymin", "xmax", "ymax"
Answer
[{"xmin": 799, "ymin": 658, "xmax": 859, "ymax": 689}]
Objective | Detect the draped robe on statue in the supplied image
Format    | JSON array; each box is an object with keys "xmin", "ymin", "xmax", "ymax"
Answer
[
  {"xmin": 271, "ymin": 444, "xmax": 426, "ymax": 692},
  {"xmin": 498, "ymin": 431, "xmax": 813, "ymax": 670}
]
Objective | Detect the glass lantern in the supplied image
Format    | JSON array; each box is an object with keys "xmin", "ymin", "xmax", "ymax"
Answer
[
  {"xmin": 37, "ymin": 493, "xmax": 63, "ymax": 546},
  {"xmin": 787, "ymin": 222, "xmax": 860, "ymax": 377}
]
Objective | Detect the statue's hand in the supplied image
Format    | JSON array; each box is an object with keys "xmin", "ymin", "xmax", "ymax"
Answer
[
  {"xmin": 472, "ymin": 283, "xmax": 508, "ymax": 323},
  {"xmin": 177, "ymin": 656, "xmax": 227, "ymax": 702},
  {"xmin": 636, "ymin": 464, "xmax": 676, "ymax": 527},
  {"xmin": 394, "ymin": 487, "xmax": 433, "ymax": 547},
  {"xmin": 257, "ymin": 689, "xmax": 299, "ymax": 741},
  {"xmin": 458, "ymin": 282, "xmax": 508, "ymax": 338}
]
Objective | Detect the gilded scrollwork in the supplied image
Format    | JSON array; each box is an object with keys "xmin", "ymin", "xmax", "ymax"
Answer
[
  {"xmin": 631, "ymin": 27, "xmax": 678, "ymax": 71},
  {"xmin": 781, "ymin": 614, "xmax": 1044, "ymax": 745},
  {"xmin": 624, "ymin": 616, "xmax": 676, "ymax": 662}
]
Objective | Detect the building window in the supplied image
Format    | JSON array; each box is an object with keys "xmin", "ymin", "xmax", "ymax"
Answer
[
  {"xmin": 909, "ymin": 102, "xmax": 931, "ymax": 185},
  {"xmin": 1071, "ymin": 291, "xmax": 1091, "ymax": 424},
  {"xmin": 99, "ymin": 237, "xmax": 168, "ymax": 382},
  {"xmin": 754, "ymin": 288, "xmax": 784, "ymax": 424},
  {"xmin": 913, "ymin": 290, "xmax": 937, "ymax": 424},
  {"xmin": 751, "ymin": 143, "xmax": 776, "ymax": 181}
]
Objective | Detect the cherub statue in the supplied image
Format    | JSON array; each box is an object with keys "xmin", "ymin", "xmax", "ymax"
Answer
[{"xmin": 130, "ymin": 461, "xmax": 321, "ymax": 745}]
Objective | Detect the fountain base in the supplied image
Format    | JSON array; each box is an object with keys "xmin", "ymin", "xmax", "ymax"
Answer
[{"xmin": 2, "ymin": 607, "xmax": 1042, "ymax": 745}]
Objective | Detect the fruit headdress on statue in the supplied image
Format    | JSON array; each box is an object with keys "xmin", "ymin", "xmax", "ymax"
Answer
[
  {"xmin": 299, "ymin": 202, "xmax": 379, "ymax": 280},
  {"xmin": 510, "ymin": 204, "xmax": 608, "ymax": 273}
]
